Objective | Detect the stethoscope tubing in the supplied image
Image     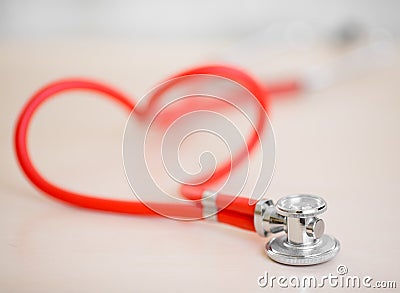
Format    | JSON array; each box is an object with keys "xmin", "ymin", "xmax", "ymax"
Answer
[{"xmin": 14, "ymin": 64, "xmax": 299, "ymax": 231}]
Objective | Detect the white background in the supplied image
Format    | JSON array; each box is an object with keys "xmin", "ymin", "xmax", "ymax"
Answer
[{"xmin": 1, "ymin": 0, "xmax": 400, "ymax": 39}]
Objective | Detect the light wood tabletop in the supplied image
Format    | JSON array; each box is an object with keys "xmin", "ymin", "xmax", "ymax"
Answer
[{"xmin": 1, "ymin": 40, "xmax": 399, "ymax": 292}]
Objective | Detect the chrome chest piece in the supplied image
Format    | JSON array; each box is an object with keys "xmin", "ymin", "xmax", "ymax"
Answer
[{"xmin": 254, "ymin": 194, "xmax": 340, "ymax": 265}]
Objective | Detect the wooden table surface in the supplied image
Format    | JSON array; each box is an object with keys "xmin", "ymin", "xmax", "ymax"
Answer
[{"xmin": 1, "ymin": 40, "xmax": 399, "ymax": 292}]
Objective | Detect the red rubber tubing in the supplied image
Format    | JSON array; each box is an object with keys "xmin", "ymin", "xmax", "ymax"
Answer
[{"xmin": 14, "ymin": 64, "xmax": 289, "ymax": 231}]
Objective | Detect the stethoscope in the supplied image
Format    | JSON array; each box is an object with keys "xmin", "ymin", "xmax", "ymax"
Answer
[
  {"xmin": 14, "ymin": 23, "xmax": 396, "ymax": 266},
  {"xmin": 14, "ymin": 63, "xmax": 342, "ymax": 266}
]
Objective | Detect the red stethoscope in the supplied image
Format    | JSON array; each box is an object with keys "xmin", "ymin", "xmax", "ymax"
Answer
[{"xmin": 14, "ymin": 64, "xmax": 340, "ymax": 265}]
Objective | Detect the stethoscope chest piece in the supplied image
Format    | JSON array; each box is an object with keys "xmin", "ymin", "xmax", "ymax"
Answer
[
  {"xmin": 266, "ymin": 233, "xmax": 340, "ymax": 266},
  {"xmin": 256, "ymin": 194, "xmax": 340, "ymax": 265}
]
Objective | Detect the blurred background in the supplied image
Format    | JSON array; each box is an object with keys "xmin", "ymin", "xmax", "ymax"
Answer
[
  {"xmin": 1, "ymin": 0, "xmax": 400, "ymax": 40},
  {"xmin": 1, "ymin": 1, "xmax": 400, "ymax": 292},
  {"xmin": 1, "ymin": 0, "xmax": 399, "ymax": 89}
]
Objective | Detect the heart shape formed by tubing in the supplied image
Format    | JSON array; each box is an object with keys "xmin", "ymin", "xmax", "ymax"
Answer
[{"xmin": 14, "ymin": 64, "xmax": 279, "ymax": 231}]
